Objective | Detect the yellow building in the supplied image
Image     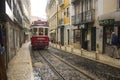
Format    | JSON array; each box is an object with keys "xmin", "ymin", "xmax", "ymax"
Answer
[{"xmin": 58, "ymin": 0, "xmax": 70, "ymax": 46}]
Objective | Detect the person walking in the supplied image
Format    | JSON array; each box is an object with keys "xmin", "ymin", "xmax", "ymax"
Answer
[{"xmin": 111, "ymin": 32, "xmax": 120, "ymax": 59}]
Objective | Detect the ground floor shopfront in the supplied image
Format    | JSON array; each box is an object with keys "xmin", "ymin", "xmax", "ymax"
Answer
[
  {"xmin": 58, "ymin": 26, "xmax": 64, "ymax": 46},
  {"xmin": 0, "ymin": 20, "xmax": 25, "ymax": 69},
  {"xmin": 100, "ymin": 22, "xmax": 120, "ymax": 55},
  {"xmin": 99, "ymin": 11, "xmax": 120, "ymax": 55},
  {"xmin": 49, "ymin": 29, "xmax": 56, "ymax": 43},
  {"xmin": 57, "ymin": 25, "xmax": 72, "ymax": 46},
  {"xmin": 73, "ymin": 23, "xmax": 96, "ymax": 51}
]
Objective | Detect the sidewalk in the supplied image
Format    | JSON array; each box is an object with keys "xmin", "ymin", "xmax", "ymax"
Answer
[
  {"xmin": 50, "ymin": 43, "xmax": 120, "ymax": 69},
  {"xmin": 7, "ymin": 42, "xmax": 34, "ymax": 80}
]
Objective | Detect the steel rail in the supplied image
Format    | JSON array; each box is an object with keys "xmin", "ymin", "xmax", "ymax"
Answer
[
  {"xmin": 47, "ymin": 50, "xmax": 100, "ymax": 80},
  {"xmin": 38, "ymin": 51, "xmax": 66, "ymax": 80},
  {"xmin": 30, "ymin": 50, "xmax": 44, "ymax": 80}
]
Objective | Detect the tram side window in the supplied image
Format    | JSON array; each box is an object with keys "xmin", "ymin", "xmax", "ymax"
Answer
[{"xmin": 33, "ymin": 28, "xmax": 37, "ymax": 35}]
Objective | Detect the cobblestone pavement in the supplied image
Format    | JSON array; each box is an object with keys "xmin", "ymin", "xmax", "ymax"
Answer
[
  {"xmin": 31, "ymin": 49, "xmax": 96, "ymax": 80},
  {"xmin": 41, "ymin": 50, "xmax": 94, "ymax": 80},
  {"xmin": 31, "ymin": 50, "xmax": 60, "ymax": 80},
  {"xmin": 7, "ymin": 42, "xmax": 34, "ymax": 80}
]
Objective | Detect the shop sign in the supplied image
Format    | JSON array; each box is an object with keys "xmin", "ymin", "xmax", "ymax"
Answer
[{"xmin": 99, "ymin": 19, "xmax": 114, "ymax": 26}]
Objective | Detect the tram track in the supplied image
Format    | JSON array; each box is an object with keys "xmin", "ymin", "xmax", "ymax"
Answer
[
  {"xmin": 31, "ymin": 49, "xmax": 99, "ymax": 80},
  {"xmin": 46, "ymin": 50, "xmax": 99, "ymax": 80},
  {"xmin": 31, "ymin": 50, "xmax": 44, "ymax": 80},
  {"xmin": 39, "ymin": 51, "xmax": 66, "ymax": 80},
  {"xmin": 40, "ymin": 50, "xmax": 99, "ymax": 80},
  {"xmin": 31, "ymin": 49, "xmax": 65, "ymax": 80}
]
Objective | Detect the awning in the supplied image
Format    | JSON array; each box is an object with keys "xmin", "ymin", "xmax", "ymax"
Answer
[{"xmin": 99, "ymin": 11, "xmax": 120, "ymax": 21}]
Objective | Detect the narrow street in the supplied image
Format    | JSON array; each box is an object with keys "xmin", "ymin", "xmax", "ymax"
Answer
[{"xmin": 0, "ymin": 0, "xmax": 120, "ymax": 80}]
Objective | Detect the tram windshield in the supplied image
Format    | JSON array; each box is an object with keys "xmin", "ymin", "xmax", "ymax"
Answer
[{"xmin": 31, "ymin": 27, "xmax": 48, "ymax": 36}]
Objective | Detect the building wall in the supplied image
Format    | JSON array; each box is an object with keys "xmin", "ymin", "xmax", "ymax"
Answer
[
  {"xmin": 103, "ymin": 0, "xmax": 117, "ymax": 14},
  {"xmin": 57, "ymin": 0, "xmax": 70, "ymax": 45},
  {"xmin": 96, "ymin": 0, "xmax": 120, "ymax": 54},
  {"xmin": 46, "ymin": 0, "xmax": 57, "ymax": 43}
]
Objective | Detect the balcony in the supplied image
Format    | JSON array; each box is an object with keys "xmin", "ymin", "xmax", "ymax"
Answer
[
  {"xmin": 83, "ymin": 9, "xmax": 95, "ymax": 23},
  {"xmin": 76, "ymin": 13, "xmax": 82, "ymax": 24},
  {"xmin": 59, "ymin": 18, "xmax": 64, "ymax": 25},
  {"xmin": 72, "ymin": 9, "xmax": 95, "ymax": 25},
  {"xmin": 72, "ymin": 13, "xmax": 83, "ymax": 25},
  {"xmin": 71, "ymin": 0, "xmax": 77, "ymax": 3},
  {"xmin": 72, "ymin": 15, "xmax": 76, "ymax": 25},
  {"xmin": 59, "ymin": 0, "xmax": 64, "ymax": 6}
]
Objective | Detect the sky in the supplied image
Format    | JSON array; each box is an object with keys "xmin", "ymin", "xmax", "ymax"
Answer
[{"xmin": 30, "ymin": 0, "xmax": 47, "ymax": 19}]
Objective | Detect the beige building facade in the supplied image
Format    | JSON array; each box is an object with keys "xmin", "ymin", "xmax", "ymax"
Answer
[
  {"xmin": 97, "ymin": 0, "xmax": 120, "ymax": 54},
  {"xmin": 46, "ymin": 0, "xmax": 58, "ymax": 43}
]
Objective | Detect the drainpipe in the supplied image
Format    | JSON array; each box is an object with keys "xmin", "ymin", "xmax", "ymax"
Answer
[{"xmin": 56, "ymin": 0, "xmax": 59, "ymax": 44}]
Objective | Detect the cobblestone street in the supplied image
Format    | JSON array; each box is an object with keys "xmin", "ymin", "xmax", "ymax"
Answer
[
  {"xmin": 6, "ymin": 43, "xmax": 120, "ymax": 80},
  {"xmin": 30, "ymin": 49, "xmax": 98, "ymax": 80}
]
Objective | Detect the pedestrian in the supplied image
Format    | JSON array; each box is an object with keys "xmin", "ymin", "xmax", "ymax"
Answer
[
  {"xmin": 0, "ymin": 44, "xmax": 7, "ymax": 80},
  {"xmin": 111, "ymin": 32, "xmax": 120, "ymax": 59}
]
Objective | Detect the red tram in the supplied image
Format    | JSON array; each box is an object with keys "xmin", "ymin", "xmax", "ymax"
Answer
[{"xmin": 30, "ymin": 20, "xmax": 49, "ymax": 49}]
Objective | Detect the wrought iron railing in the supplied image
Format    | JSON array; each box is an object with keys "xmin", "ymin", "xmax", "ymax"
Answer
[
  {"xmin": 72, "ymin": 9, "xmax": 95, "ymax": 25},
  {"xmin": 83, "ymin": 9, "xmax": 95, "ymax": 23},
  {"xmin": 59, "ymin": 0, "xmax": 64, "ymax": 6},
  {"xmin": 72, "ymin": 13, "xmax": 82, "ymax": 25},
  {"xmin": 59, "ymin": 18, "xmax": 64, "ymax": 25},
  {"xmin": 71, "ymin": 15, "xmax": 76, "ymax": 25},
  {"xmin": 71, "ymin": 0, "xmax": 77, "ymax": 3}
]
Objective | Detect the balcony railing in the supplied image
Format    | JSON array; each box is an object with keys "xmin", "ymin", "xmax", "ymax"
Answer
[
  {"xmin": 71, "ymin": 0, "xmax": 77, "ymax": 3},
  {"xmin": 72, "ymin": 13, "xmax": 83, "ymax": 25},
  {"xmin": 83, "ymin": 9, "xmax": 95, "ymax": 23},
  {"xmin": 72, "ymin": 15, "xmax": 76, "ymax": 25},
  {"xmin": 59, "ymin": 0, "xmax": 64, "ymax": 6},
  {"xmin": 59, "ymin": 18, "xmax": 64, "ymax": 25},
  {"xmin": 76, "ymin": 13, "xmax": 82, "ymax": 24},
  {"xmin": 72, "ymin": 9, "xmax": 95, "ymax": 25}
]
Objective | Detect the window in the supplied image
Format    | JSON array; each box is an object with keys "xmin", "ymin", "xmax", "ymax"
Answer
[
  {"xmin": 66, "ymin": 7, "xmax": 70, "ymax": 17},
  {"xmin": 89, "ymin": 0, "xmax": 93, "ymax": 9},
  {"xmin": 119, "ymin": 0, "xmax": 120, "ymax": 8}
]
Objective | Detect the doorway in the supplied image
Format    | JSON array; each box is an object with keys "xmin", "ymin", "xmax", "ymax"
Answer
[
  {"xmin": 60, "ymin": 27, "xmax": 64, "ymax": 46},
  {"xmin": 67, "ymin": 29, "xmax": 70, "ymax": 45},
  {"xmin": 91, "ymin": 27, "xmax": 96, "ymax": 51}
]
